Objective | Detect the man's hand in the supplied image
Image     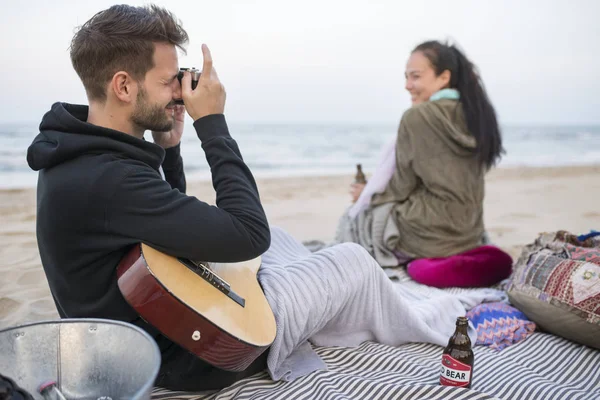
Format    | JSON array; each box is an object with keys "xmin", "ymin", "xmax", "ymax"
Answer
[
  {"xmin": 182, "ymin": 44, "xmax": 226, "ymax": 121},
  {"xmin": 152, "ymin": 105, "xmax": 185, "ymax": 148}
]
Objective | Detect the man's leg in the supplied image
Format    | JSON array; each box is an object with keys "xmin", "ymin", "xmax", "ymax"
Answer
[
  {"xmin": 155, "ymin": 339, "xmax": 269, "ymax": 391},
  {"xmin": 258, "ymin": 227, "xmax": 504, "ymax": 380}
]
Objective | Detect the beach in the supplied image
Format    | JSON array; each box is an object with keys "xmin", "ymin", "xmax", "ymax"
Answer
[{"xmin": 1, "ymin": 164, "xmax": 599, "ymax": 331}]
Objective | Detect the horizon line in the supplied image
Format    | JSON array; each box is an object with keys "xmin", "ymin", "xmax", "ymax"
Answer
[{"xmin": 1, "ymin": 119, "xmax": 600, "ymax": 128}]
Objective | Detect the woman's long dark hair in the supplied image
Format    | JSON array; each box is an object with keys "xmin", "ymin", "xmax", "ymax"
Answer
[{"xmin": 413, "ymin": 40, "xmax": 504, "ymax": 170}]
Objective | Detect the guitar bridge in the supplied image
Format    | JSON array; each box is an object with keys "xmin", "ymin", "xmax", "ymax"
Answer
[{"xmin": 177, "ymin": 258, "xmax": 245, "ymax": 307}]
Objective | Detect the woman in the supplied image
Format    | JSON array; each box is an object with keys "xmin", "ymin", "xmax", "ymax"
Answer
[{"xmin": 337, "ymin": 40, "xmax": 508, "ymax": 285}]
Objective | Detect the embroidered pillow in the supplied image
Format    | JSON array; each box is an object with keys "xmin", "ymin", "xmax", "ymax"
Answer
[{"xmin": 506, "ymin": 230, "xmax": 600, "ymax": 349}]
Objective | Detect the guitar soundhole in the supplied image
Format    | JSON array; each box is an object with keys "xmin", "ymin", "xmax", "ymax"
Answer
[{"xmin": 177, "ymin": 258, "xmax": 246, "ymax": 308}]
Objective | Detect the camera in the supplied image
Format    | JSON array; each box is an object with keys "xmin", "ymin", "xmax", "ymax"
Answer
[{"xmin": 174, "ymin": 67, "xmax": 201, "ymax": 105}]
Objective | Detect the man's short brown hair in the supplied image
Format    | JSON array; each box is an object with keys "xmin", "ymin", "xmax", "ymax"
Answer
[{"xmin": 70, "ymin": 4, "xmax": 189, "ymax": 102}]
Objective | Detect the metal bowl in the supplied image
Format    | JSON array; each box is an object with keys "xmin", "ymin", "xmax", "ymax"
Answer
[{"xmin": 0, "ymin": 319, "xmax": 161, "ymax": 400}]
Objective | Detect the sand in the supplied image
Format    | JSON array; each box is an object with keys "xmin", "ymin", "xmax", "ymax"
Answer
[{"xmin": 1, "ymin": 164, "xmax": 599, "ymax": 331}]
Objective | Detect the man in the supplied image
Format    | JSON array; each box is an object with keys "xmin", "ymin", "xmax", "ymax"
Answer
[
  {"xmin": 27, "ymin": 4, "xmax": 271, "ymax": 390},
  {"xmin": 27, "ymin": 3, "xmax": 501, "ymax": 394}
]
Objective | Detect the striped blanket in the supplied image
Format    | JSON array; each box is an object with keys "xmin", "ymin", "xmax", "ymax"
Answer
[
  {"xmin": 152, "ymin": 332, "xmax": 600, "ymax": 400},
  {"xmin": 151, "ymin": 248, "xmax": 600, "ymax": 400}
]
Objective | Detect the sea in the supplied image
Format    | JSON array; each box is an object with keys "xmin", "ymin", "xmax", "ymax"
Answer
[{"xmin": 1, "ymin": 122, "xmax": 599, "ymax": 189}]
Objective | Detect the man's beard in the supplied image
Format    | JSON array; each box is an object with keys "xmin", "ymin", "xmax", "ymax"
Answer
[{"xmin": 130, "ymin": 86, "xmax": 174, "ymax": 132}]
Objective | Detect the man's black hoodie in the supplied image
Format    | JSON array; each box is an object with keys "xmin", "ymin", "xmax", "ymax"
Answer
[{"xmin": 26, "ymin": 102, "xmax": 271, "ymax": 388}]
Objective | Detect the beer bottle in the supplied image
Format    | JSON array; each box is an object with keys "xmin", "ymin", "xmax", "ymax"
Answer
[
  {"xmin": 440, "ymin": 316, "xmax": 474, "ymax": 388},
  {"xmin": 354, "ymin": 164, "xmax": 367, "ymax": 184},
  {"xmin": 38, "ymin": 381, "xmax": 67, "ymax": 400}
]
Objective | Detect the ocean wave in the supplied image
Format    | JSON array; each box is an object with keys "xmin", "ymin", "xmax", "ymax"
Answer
[{"xmin": 1, "ymin": 123, "xmax": 600, "ymax": 188}]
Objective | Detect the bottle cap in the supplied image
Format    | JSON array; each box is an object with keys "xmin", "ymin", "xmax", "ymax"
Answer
[{"xmin": 38, "ymin": 380, "xmax": 57, "ymax": 393}]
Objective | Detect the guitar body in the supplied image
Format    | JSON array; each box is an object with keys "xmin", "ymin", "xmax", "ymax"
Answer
[{"xmin": 117, "ymin": 243, "xmax": 276, "ymax": 372}]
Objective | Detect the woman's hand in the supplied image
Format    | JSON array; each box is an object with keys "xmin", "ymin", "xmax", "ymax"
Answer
[{"xmin": 349, "ymin": 183, "xmax": 366, "ymax": 203}]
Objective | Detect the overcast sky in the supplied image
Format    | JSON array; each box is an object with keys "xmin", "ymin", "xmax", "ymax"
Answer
[{"xmin": 1, "ymin": 0, "xmax": 598, "ymax": 125}]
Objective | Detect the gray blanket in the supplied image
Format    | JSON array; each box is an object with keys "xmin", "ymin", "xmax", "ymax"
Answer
[
  {"xmin": 258, "ymin": 227, "xmax": 506, "ymax": 381},
  {"xmin": 310, "ymin": 204, "xmax": 492, "ymax": 267},
  {"xmin": 334, "ymin": 203, "xmax": 401, "ymax": 267}
]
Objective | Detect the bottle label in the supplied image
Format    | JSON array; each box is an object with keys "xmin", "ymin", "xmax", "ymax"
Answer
[{"xmin": 440, "ymin": 354, "xmax": 472, "ymax": 387}]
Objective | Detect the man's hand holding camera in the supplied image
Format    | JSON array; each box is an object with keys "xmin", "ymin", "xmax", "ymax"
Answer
[
  {"xmin": 182, "ymin": 44, "xmax": 226, "ymax": 121},
  {"xmin": 152, "ymin": 44, "xmax": 225, "ymax": 148}
]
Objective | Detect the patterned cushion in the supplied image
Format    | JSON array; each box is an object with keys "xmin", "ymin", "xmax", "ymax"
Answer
[
  {"xmin": 466, "ymin": 302, "xmax": 536, "ymax": 350},
  {"xmin": 506, "ymin": 230, "xmax": 600, "ymax": 349}
]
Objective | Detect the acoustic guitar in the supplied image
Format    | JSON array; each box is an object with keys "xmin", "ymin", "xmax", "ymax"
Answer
[{"xmin": 116, "ymin": 243, "xmax": 276, "ymax": 372}]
